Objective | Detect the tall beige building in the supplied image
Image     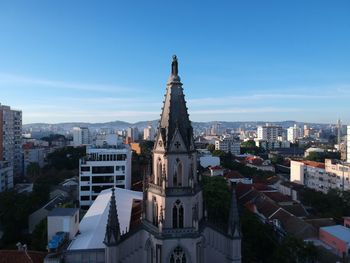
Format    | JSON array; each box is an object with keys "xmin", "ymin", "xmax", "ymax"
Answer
[{"xmin": 0, "ymin": 104, "xmax": 22, "ymax": 181}]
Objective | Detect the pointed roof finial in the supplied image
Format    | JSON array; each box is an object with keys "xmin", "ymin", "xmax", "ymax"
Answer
[
  {"xmin": 104, "ymin": 187, "xmax": 121, "ymax": 246},
  {"xmin": 228, "ymin": 188, "xmax": 241, "ymax": 237},
  {"xmin": 171, "ymin": 55, "xmax": 178, "ymax": 76}
]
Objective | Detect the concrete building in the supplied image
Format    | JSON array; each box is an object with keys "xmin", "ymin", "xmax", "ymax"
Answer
[
  {"xmin": 23, "ymin": 147, "xmax": 47, "ymax": 175},
  {"xmin": 319, "ymin": 225, "xmax": 350, "ymax": 257},
  {"xmin": 47, "ymin": 208, "xmax": 79, "ymax": 242},
  {"xmin": 347, "ymin": 125, "xmax": 350, "ymax": 163},
  {"xmin": 72, "ymin": 127, "xmax": 90, "ymax": 147},
  {"xmin": 95, "ymin": 133, "xmax": 122, "ymax": 147},
  {"xmin": 127, "ymin": 127, "xmax": 139, "ymax": 142},
  {"xmin": 257, "ymin": 125, "xmax": 282, "ymax": 141},
  {"xmin": 0, "ymin": 161, "xmax": 13, "ymax": 192},
  {"xmin": 290, "ymin": 159, "xmax": 350, "ymax": 193},
  {"xmin": 255, "ymin": 139, "xmax": 290, "ymax": 150},
  {"xmin": 0, "ymin": 104, "xmax": 22, "ymax": 178},
  {"xmin": 215, "ymin": 135, "xmax": 240, "ymax": 155},
  {"xmin": 287, "ymin": 124, "xmax": 303, "ymax": 143},
  {"xmin": 79, "ymin": 146, "xmax": 132, "ymax": 210},
  {"xmin": 56, "ymin": 56, "xmax": 241, "ymax": 263},
  {"xmin": 143, "ymin": 125, "xmax": 155, "ymax": 141}
]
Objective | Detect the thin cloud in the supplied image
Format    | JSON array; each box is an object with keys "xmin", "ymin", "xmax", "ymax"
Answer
[
  {"xmin": 0, "ymin": 73, "xmax": 132, "ymax": 93},
  {"xmin": 188, "ymin": 91, "xmax": 350, "ymax": 106},
  {"xmin": 190, "ymin": 107, "xmax": 304, "ymax": 115}
]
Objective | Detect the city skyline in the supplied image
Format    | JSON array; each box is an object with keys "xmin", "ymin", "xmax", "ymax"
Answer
[{"xmin": 1, "ymin": 1, "xmax": 350, "ymax": 124}]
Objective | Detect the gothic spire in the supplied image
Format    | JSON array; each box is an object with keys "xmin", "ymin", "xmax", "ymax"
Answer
[
  {"xmin": 228, "ymin": 188, "xmax": 241, "ymax": 238},
  {"xmin": 104, "ymin": 188, "xmax": 121, "ymax": 246},
  {"xmin": 156, "ymin": 55, "xmax": 194, "ymax": 152}
]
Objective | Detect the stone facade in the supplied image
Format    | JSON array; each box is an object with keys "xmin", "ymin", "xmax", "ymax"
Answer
[{"xmin": 63, "ymin": 56, "xmax": 241, "ymax": 263}]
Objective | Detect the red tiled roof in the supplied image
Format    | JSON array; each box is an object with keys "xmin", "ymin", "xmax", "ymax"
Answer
[
  {"xmin": 281, "ymin": 204, "xmax": 308, "ymax": 218},
  {"xmin": 224, "ymin": 170, "xmax": 243, "ymax": 179},
  {"xmin": 0, "ymin": 250, "xmax": 46, "ymax": 263},
  {"xmin": 264, "ymin": 192, "xmax": 293, "ymax": 203},
  {"xmin": 300, "ymin": 160, "xmax": 325, "ymax": 169},
  {"xmin": 252, "ymin": 183, "xmax": 275, "ymax": 192},
  {"xmin": 209, "ymin": 166, "xmax": 223, "ymax": 170},
  {"xmin": 235, "ymin": 184, "xmax": 253, "ymax": 199}
]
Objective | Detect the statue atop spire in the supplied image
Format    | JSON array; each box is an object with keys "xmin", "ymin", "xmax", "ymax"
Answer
[{"xmin": 171, "ymin": 55, "xmax": 178, "ymax": 76}]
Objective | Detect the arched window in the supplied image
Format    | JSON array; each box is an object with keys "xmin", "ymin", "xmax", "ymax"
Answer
[
  {"xmin": 157, "ymin": 160, "xmax": 162, "ymax": 186},
  {"xmin": 172, "ymin": 200, "xmax": 184, "ymax": 228},
  {"xmin": 173, "ymin": 159, "xmax": 182, "ymax": 187},
  {"xmin": 170, "ymin": 246, "xmax": 186, "ymax": 263},
  {"xmin": 145, "ymin": 239, "xmax": 154, "ymax": 263},
  {"xmin": 152, "ymin": 197, "xmax": 158, "ymax": 226}
]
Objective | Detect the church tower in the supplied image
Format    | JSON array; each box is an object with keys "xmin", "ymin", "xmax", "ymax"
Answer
[
  {"xmin": 100, "ymin": 56, "xmax": 240, "ymax": 263},
  {"xmin": 144, "ymin": 55, "xmax": 203, "ymax": 232}
]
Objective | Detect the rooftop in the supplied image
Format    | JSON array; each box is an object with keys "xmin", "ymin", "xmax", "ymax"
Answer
[
  {"xmin": 320, "ymin": 225, "xmax": 350, "ymax": 243},
  {"xmin": 68, "ymin": 187, "xmax": 142, "ymax": 250},
  {"xmin": 48, "ymin": 208, "xmax": 78, "ymax": 217}
]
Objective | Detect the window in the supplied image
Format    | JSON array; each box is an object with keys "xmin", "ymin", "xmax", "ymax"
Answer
[
  {"xmin": 172, "ymin": 200, "xmax": 184, "ymax": 228},
  {"xmin": 92, "ymin": 185, "xmax": 112, "ymax": 192},
  {"xmin": 116, "ymin": 175, "xmax": 125, "ymax": 181},
  {"xmin": 152, "ymin": 197, "xmax": 158, "ymax": 226},
  {"xmin": 92, "ymin": 166, "xmax": 114, "ymax": 174},
  {"xmin": 170, "ymin": 246, "xmax": 186, "ymax": 263},
  {"xmin": 81, "ymin": 186, "xmax": 90, "ymax": 191},
  {"xmin": 117, "ymin": 154, "xmax": 127, "ymax": 161},
  {"xmin": 81, "ymin": 176, "xmax": 90, "ymax": 181},
  {"xmin": 156, "ymin": 244, "xmax": 162, "ymax": 263},
  {"xmin": 80, "ymin": 196, "xmax": 90, "ymax": 201},
  {"xmin": 173, "ymin": 159, "xmax": 183, "ymax": 187},
  {"xmin": 157, "ymin": 159, "xmax": 162, "ymax": 186},
  {"xmin": 92, "ymin": 176, "xmax": 113, "ymax": 184},
  {"xmin": 81, "ymin": 166, "xmax": 90, "ymax": 172}
]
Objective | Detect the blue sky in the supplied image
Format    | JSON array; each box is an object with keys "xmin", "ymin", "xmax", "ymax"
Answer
[{"xmin": 0, "ymin": 0, "xmax": 350, "ymax": 124}]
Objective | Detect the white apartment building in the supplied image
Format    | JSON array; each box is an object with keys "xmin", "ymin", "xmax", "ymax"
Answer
[
  {"xmin": 215, "ymin": 136, "xmax": 240, "ymax": 155},
  {"xmin": 347, "ymin": 125, "xmax": 350, "ymax": 163},
  {"xmin": 0, "ymin": 161, "xmax": 13, "ymax": 192},
  {"xmin": 287, "ymin": 124, "xmax": 303, "ymax": 143},
  {"xmin": 143, "ymin": 125, "xmax": 155, "ymax": 141},
  {"xmin": 72, "ymin": 127, "xmax": 90, "ymax": 147},
  {"xmin": 290, "ymin": 159, "xmax": 350, "ymax": 193},
  {"xmin": 0, "ymin": 104, "xmax": 22, "ymax": 178},
  {"xmin": 257, "ymin": 125, "xmax": 282, "ymax": 141},
  {"xmin": 23, "ymin": 148, "xmax": 47, "ymax": 175},
  {"xmin": 79, "ymin": 146, "xmax": 132, "ymax": 210},
  {"xmin": 255, "ymin": 139, "xmax": 290, "ymax": 150}
]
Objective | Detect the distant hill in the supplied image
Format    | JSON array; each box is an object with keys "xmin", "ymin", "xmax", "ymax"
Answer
[{"xmin": 23, "ymin": 120, "xmax": 330, "ymax": 133}]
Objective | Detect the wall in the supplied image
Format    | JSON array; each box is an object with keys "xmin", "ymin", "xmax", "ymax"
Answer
[{"xmin": 319, "ymin": 228, "xmax": 348, "ymax": 256}]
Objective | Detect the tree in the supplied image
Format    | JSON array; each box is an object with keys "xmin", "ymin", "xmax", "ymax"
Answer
[
  {"xmin": 26, "ymin": 162, "xmax": 40, "ymax": 178},
  {"xmin": 30, "ymin": 219, "xmax": 47, "ymax": 251},
  {"xmin": 202, "ymin": 176, "xmax": 231, "ymax": 227},
  {"xmin": 207, "ymin": 144, "xmax": 215, "ymax": 153}
]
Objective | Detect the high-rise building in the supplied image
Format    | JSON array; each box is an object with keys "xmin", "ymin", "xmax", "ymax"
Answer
[
  {"xmin": 0, "ymin": 161, "xmax": 13, "ymax": 192},
  {"xmin": 127, "ymin": 127, "xmax": 139, "ymax": 142},
  {"xmin": 215, "ymin": 135, "xmax": 241, "ymax": 155},
  {"xmin": 72, "ymin": 127, "xmax": 90, "ymax": 146},
  {"xmin": 143, "ymin": 125, "xmax": 155, "ymax": 141},
  {"xmin": 287, "ymin": 124, "xmax": 302, "ymax": 143},
  {"xmin": 0, "ymin": 104, "xmax": 22, "ymax": 179},
  {"xmin": 79, "ymin": 146, "xmax": 132, "ymax": 210},
  {"xmin": 257, "ymin": 125, "xmax": 282, "ymax": 141},
  {"xmin": 347, "ymin": 125, "xmax": 350, "ymax": 163}
]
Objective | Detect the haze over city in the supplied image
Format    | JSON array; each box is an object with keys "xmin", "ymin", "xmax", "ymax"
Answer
[{"xmin": 1, "ymin": 1, "xmax": 350, "ymax": 124}]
